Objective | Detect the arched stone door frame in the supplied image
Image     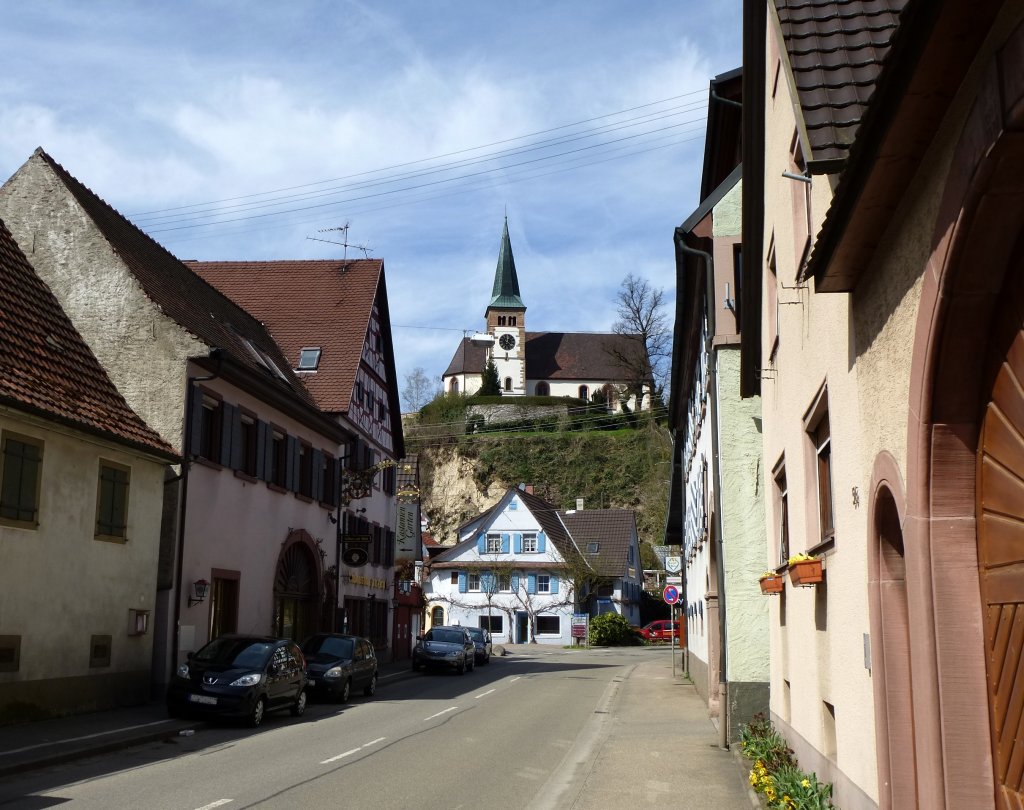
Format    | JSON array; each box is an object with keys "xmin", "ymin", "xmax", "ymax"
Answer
[
  {"xmin": 905, "ymin": 18, "xmax": 1024, "ymax": 809},
  {"xmin": 272, "ymin": 529, "xmax": 324, "ymax": 642}
]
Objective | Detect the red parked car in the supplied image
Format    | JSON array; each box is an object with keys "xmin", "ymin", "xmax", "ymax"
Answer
[{"xmin": 638, "ymin": 620, "xmax": 681, "ymax": 643}]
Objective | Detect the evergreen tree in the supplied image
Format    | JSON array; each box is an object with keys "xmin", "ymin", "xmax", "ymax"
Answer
[{"xmin": 479, "ymin": 358, "xmax": 501, "ymax": 395}]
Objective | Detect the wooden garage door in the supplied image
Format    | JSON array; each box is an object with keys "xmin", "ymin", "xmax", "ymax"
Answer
[{"xmin": 979, "ymin": 327, "xmax": 1024, "ymax": 810}]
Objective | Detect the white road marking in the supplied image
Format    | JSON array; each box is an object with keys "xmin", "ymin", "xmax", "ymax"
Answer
[
  {"xmin": 423, "ymin": 706, "xmax": 459, "ymax": 721},
  {"xmin": 320, "ymin": 736, "xmax": 387, "ymax": 765},
  {"xmin": 510, "ymin": 676, "xmax": 521, "ymax": 682},
  {"xmin": 195, "ymin": 801, "xmax": 233, "ymax": 810},
  {"xmin": 475, "ymin": 689, "xmax": 496, "ymax": 699}
]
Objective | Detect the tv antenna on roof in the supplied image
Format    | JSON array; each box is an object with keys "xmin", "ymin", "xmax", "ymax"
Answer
[{"xmin": 306, "ymin": 221, "xmax": 373, "ymax": 260}]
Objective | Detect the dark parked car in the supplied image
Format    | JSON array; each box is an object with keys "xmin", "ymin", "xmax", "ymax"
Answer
[
  {"xmin": 166, "ymin": 635, "xmax": 308, "ymax": 728},
  {"xmin": 412, "ymin": 626, "xmax": 475, "ymax": 674},
  {"xmin": 301, "ymin": 633, "xmax": 378, "ymax": 702},
  {"xmin": 466, "ymin": 626, "xmax": 492, "ymax": 664}
]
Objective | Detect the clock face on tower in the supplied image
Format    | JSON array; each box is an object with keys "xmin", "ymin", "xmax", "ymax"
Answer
[{"xmin": 498, "ymin": 333, "xmax": 516, "ymax": 351}]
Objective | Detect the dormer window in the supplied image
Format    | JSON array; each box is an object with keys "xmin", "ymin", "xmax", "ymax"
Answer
[
  {"xmin": 587, "ymin": 542, "xmax": 600, "ymax": 554},
  {"xmin": 297, "ymin": 347, "xmax": 322, "ymax": 371}
]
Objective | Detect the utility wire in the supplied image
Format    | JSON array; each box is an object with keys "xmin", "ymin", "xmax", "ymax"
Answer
[{"xmin": 128, "ymin": 88, "xmax": 709, "ymax": 217}]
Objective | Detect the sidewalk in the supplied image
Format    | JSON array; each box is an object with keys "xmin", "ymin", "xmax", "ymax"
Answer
[
  {"xmin": 0, "ymin": 656, "xmax": 418, "ymax": 778},
  {"xmin": 529, "ymin": 652, "xmax": 758, "ymax": 809}
]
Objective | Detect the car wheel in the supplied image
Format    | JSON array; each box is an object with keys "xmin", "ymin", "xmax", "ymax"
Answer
[
  {"xmin": 291, "ymin": 688, "xmax": 307, "ymax": 717},
  {"xmin": 248, "ymin": 696, "xmax": 266, "ymax": 728},
  {"xmin": 412, "ymin": 658, "xmax": 420, "ymax": 672},
  {"xmin": 457, "ymin": 656, "xmax": 466, "ymax": 675},
  {"xmin": 363, "ymin": 672, "xmax": 378, "ymax": 697},
  {"xmin": 338, "ymin": 678, "xmax": 351, "ymax": 703},
  {"xmin": 483, "ymin": 653, "xmax": 490, "ymax": 665},
  {"xmin": 468, "ymin": 655, "xmax": 475, "ymax": 672}
]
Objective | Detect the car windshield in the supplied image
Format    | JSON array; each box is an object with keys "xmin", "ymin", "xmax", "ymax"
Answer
[
  {"xmin": 467, "ymin": 629, "xmax": 484, "ymax": 641},
  {"xmin": 194, "ymin": 637, "xmax": 274, "ymax": 669},
  {"xmin": 303, "ymin": 636, "xmax": 354, "ymax": 659},
  {"xmin": 427, "ymin": 629, "xmax": 464, "ymax": 644}
]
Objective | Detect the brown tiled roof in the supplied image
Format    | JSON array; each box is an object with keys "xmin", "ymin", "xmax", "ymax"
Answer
[
  {"xmin": 187, "ymin": 259, "xmax": 404, "ymax": 454},
  {"xmin": 444, "ymin": 332, "xmax": 650, "ymax": 381},
  {"xmin": 32, "ymin": 150, "xmax": 315, "ymax": 409},
  {"xmin": 558, "ymin": 509, "xmax": 637, "ymax": 577},
  {"xmin": 775, "ymin": 0, "xmax": 907, "ymax": 168},
  {"xmin": 0, "ymin": 218, "xmax": 175, "ymax": 459},
  {"xmin": 443, "ymin": 337, "xmax": 488, "ymax": 377},
  {"xmin": 526, "ymin": 332, "xmax": 649, "ymax": 381}
]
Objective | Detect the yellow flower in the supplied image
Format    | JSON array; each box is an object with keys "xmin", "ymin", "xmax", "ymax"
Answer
[
  {"xmin": 788, "ymin": 552, "xmax": 817, "ymax": 564},
  {"xmin": 801, "ymin": 778, "xmax": 810, "ymax": 788}
]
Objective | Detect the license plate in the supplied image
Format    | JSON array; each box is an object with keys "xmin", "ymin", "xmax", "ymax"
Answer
[{"xmin": 188, "ymin": 694, "xmax": 217, "ymax": 705}]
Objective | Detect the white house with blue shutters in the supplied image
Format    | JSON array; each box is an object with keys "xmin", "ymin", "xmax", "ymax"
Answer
[{"xmin": 423, "ymin": 487, "xmax": 643, "ymax": 645}]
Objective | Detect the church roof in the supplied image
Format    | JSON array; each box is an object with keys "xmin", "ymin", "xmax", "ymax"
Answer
[
  {"xmin": 442, "ymin": 331, "xmax": 649, "ymax": 383},
  {"xmin": 487, "ymin": 219, "xmax": 526, "ymax": 311},
  {"xmin": 525, "ymin": 332, "xmax": 649, "ymax": 381}
]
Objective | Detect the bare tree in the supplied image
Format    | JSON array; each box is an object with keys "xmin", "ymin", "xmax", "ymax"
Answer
[
  {"xmin": 610, "ymin": 273, "xmax": 670, "ymax": 402},
  {"xmin": 402, "ymin": 366, "xmax": 438, "ymax": 412}
]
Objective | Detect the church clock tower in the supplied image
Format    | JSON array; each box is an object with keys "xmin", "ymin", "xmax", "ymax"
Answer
[{"xmin": 484, "ymin": 218, "xmax": 527, "ymax": 395}]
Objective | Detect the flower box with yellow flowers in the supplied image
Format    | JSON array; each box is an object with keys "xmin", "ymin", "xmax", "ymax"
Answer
[
  {"xmin": 787, "ymin": 553, "xmax": 823, "ymax": 587},
  {"xmin": 759, "ymin": 572, "xmax": 784, "ymax": 595}
]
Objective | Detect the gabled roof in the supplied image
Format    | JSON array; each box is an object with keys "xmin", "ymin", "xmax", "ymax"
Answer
[
  {"xmin": 525, "ymin": 332, "xmax": 650, "ymax": 382},
  {"xmin": 443, "ymin": 337, "xmax": 488, "ymax": 377},
  {"xmin": 187, "ymin": 259, "xmax": 404, "ymax": 456},
  {"xmin": 0, "ymin": 217, "xmax": 175, "ymax": 460},
  {"xmin": 558, "ymin": 508, "xmax": 637, "ymax": 578},
  {"xmin": 25, "ymin": 150, "xmax": 316, "ymax": 410},
  {"xmin": 487, "ymin": 219, "xmax": 526, "ymax": 311},
  {"xmin": 446, "ymin": 487, "xmax": 575, "ymax": 561},
  {"xmin": 774, "ymin": 0, "xmax": 906, "ymax": 172}
]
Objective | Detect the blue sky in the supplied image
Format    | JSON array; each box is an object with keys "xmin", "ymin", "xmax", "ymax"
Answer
[{"xmin": 1, "ymin": 1, "xmax": 742, "ymax": 408}]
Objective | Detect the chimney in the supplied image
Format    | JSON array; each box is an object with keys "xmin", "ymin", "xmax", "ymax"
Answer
[
  {"xmin": 526, "ymin": 485, "xmax": 534, "ymax": 494},
  {"xmin": 576, "ymin": 497, "xmax": 584, "ymax": 510}
]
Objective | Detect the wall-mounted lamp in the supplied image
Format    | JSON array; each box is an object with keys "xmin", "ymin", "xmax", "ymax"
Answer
[{"xmin": 189, "ymin": 578, "xmax": 210, "ymax": 607}]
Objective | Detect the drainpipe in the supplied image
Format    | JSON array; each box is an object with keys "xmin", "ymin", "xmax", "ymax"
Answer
[
  {"xmin": 171, "ymin": 350, "xmax": 223, "ymax": 677},
  {"xmin": 675, "ymin": 233, "xmax": 729, "ymax": 751}
]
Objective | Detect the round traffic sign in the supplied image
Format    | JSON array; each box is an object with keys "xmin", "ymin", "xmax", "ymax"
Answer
[{"xmin": 663, "ymin": 585, "xmax": 680, "ymax": 604}]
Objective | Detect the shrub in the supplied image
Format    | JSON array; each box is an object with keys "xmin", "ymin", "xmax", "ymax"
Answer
[{"xmin": 588, "ymin": 612, "xmax": 640, "ymax": 646}]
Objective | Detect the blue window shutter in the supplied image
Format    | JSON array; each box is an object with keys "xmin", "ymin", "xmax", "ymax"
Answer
[
  {"xmin": 258, "ymin": 421, "xmax": 273, "ymax": 481},
  {"xmin": 501, "ymin": 533, "xmax": 510, "ymax": 553},
  {"xmin": 527, "ymin": 574, "xmax": 537, "ymax": 594},
  {"xmin": 513, "ymin": 533, "xmax": 522, "ymax": 553},
  {"xmin": 538, "ymin": 532, "xmax": 546, "ymax": 553},
  {"xmin": 311, "ymin": 449, "xmax": 324, "ymax": 500},
  {"xmin": 218, "ymin": 403, "xmax": 234, "ymax": 467},
  {"xmin": 482, "ymin": 573, "xmax": 494, "ymax": 593},
  {"xmin": 477, "ymin": 533, "xmax": 486, "ymax": 553},
  {"xmin": 551, "ymin": 575, "xmax": 559, "ymax": 595},
  {"xmin": 458, "ymin": 572, "xmax": 467, "ymax": 593},
  {"xmin": 511, "ymin": 574, "xmax": 519, "ymax": 591}
]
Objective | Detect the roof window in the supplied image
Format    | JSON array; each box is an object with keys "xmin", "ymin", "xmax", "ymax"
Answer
[
  {"xmin": 587, "ymin": 542, "xmax": 600, "ymax": 553},
  {"xmin": 297, "ymin": 347, "xmax": 322, "ymax": 371}
]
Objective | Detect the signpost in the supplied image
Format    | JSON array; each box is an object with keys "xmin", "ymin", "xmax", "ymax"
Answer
[
  {"xmin": 663, "ymin": 585, "xmax": 680, "ymax": 677},
  {"xmin": 571, "ymin": 613, "xmax": 589, "ymax": 647}
]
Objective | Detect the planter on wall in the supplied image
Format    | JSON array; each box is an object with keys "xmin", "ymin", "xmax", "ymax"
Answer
[
  {"xmin": 788, "ymin": 559, "xmax": 823, "ymax": 587},
  {"xmin": 759, "ymin": 575, "xmax": 784, "ymax": 594}
]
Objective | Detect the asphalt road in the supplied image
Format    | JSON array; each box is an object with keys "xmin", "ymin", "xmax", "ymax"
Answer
[{"xmin": 0, "ymin": 646, "xmax": 670, "ymax": 810}]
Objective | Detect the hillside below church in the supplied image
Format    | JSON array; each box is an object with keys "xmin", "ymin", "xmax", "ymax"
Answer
[{"xmin": 412, "ymin": 424, "xmax": 671, "ymax": 558}]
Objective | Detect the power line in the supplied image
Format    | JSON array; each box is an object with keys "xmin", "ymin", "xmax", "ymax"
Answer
[{"xmin": 128, "ymin": 88, "xmax": 710, "ymax": 218}]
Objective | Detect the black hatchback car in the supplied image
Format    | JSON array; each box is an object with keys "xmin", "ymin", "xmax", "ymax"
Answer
[
  {"xmin": 466, "ymin": 627, "xmax": 492, "ymax": 665},
  {"xmin": 166, "ymin": 635, "xmax": 308, "ymax": 727},
  {"xmin": 301, "ymin": 634, "xmax": 378, "ymax": 703}
]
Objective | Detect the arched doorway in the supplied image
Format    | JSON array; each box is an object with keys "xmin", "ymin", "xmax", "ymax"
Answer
[
  {"xmin": 430, "ymin": 606, "xmax": 444, "ymax": 628},
  {"xmin": 273, "ymin": 532, "xmax": 321, "ymax": 642},
  {"xmin": 906, "ymin": 25, "xmax": 1024, "ymax": 806},
  {"xmin": 867, "ymin": 460, "xmax": 917, "ymax": 810}
]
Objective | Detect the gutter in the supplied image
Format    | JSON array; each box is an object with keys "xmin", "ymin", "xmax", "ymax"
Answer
[
  {"xmin": 674, "ymin": 232, "xmax": 729, "ymax": 751},
  {"xmin": 170, "ymin": 350, "xmax": 223, "ymax": 678}
]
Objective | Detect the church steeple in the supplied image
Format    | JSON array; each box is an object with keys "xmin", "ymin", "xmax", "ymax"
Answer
[{"xmin": 488, "ymin": 218, "xmax": 526, "ymax": 311}]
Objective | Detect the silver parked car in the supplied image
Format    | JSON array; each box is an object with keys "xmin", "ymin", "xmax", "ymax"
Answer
[{"xmin": 412, "ymin": 626, "xmax": 476, "ymax": 674}]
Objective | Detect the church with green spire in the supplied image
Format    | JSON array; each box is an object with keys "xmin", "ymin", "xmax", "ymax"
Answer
[{"xmin": 441, "ymin": 220, "xmax": 651, "ymax": 411}]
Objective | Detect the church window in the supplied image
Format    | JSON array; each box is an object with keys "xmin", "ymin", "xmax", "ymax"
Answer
[
  {"xmin": 504, "ymin": 378, "xmax": 512, "ymax": 392},
  {"xmin": 450, "ymin": 378, "xmax": 459, "ymax": 394},
  {"xmin": 509, "ymin": 316, "xmax": 517, "ymax": 326},
  {"xmin": 578, "ymin": 385, "xmax": 588, "ymax": 400},
  {"xmin": 498, "ymin": 316, "xmax": 506, "ymax": 326},
  {"xmin": 536, "ymin": 382, "xmax": 550, "ymax": 396}
]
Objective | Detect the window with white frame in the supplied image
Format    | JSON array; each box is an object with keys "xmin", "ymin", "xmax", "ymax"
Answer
[
  {"xmin": 536, "ymin": 615, "xmax": 559, "ymax": 634},
  {"xmin": 537, "ymin": 574, "xmax": 551, "ymax": 593},
  {"xmin": 468, "ymin": 572, "xmax": 481, "ymax": 591},
  {"xmin": 498, "ymin": 572, "xmax": 512, "ymax": 591},
  {"xmin": 522, "ymin": 534, "xmax": 538, "ymax": 553},
  {"xmin": 485, "ymin": 534, "xmax": 501, "ymax": 554}
]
